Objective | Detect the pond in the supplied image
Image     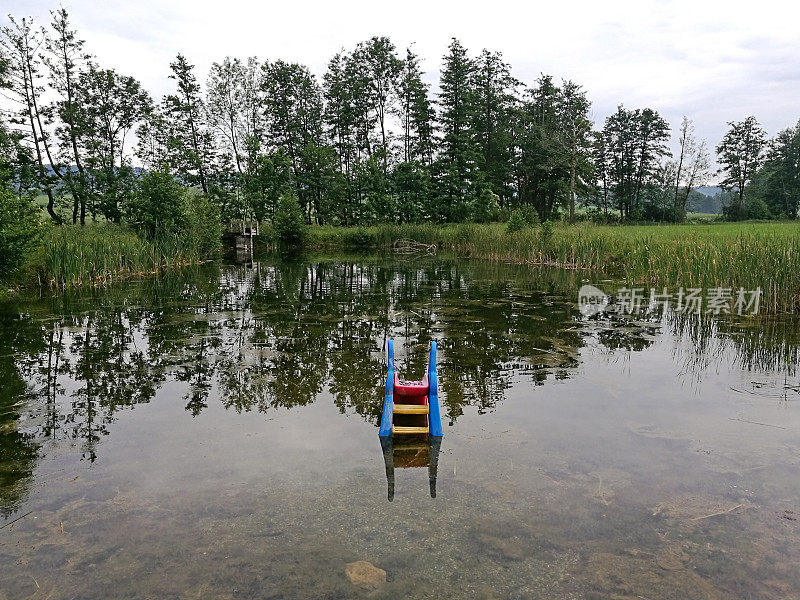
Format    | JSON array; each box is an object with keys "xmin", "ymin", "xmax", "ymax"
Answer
[{"xmin": 1, "ymin": 255, "xmax": 799, "ymax": 599}]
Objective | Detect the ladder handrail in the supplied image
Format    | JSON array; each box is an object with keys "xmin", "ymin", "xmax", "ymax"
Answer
[
  {"xmin": 427, "ymin": 341, "xmax": 443, "ymax": 436},
  {"xmin": 378, "ymin": 340, "xmax": 395, "ymax": 436}
]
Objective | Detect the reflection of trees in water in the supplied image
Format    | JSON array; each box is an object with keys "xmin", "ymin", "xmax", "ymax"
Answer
[
  {"xmin": 0, "ymin": 312, "xmax": 43, "ymax": 517},
  {"xmin": 666, "ymin": 310, "xmax": 800, "ymax": 379},
  {"xmin": 2, "ymin": 258, "xmax": 800, "ymax": 516}
]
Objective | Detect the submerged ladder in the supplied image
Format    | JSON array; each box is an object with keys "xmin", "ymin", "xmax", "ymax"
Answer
[{"xmin": 378, "ymin": 340, "xmax": 443, "ymax": 438}]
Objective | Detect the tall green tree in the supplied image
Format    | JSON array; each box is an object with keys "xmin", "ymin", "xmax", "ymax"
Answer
[
  {"xmin": 513, "ymin": 75, "xmax": 566, "ymax": 219},
  {"xmin": 164, "ymin": 54, "xmax": 213, "ymax": 192},
  {"xmin": 261, "ymin": 59, "xmax": 323, "ymax": 220},
  {"xmin": 716, "ymin": 115, "xmax": 767, "ymax": 217},
  {"xmin": 76, "ymin": 65, "xmax": 152, "ymax": 221},
  {"xmin": 436, "ymin": 38, "xmax": 485, "ymax": 221},
  {"xmin": 395, "ymin": 47, "xmax": 435, "ymax": 165},
  {"xmin": 601, "ymin": 105, "xmax": 670, "ymax": 218},
  {"xmin": 556, "ymin": 80, "xmax": 593, "ymax": 222},
  {"xmin": 470, "ymin": 49, "xmax": 517, "ymax": 205},
  {"xmin": 1, "ymin": 15, "xmax": 62, "ymax": 222},
  {"xmin": 43, "ymin": 7, "xmax": 93, "ymax": 224},
  {"xmin": 754, "ymin": 121, "xmax": 800, "ymax": 219},
  {"xmin": 352, "ymin": 37, "xmax": 402, "ymax": 173}
]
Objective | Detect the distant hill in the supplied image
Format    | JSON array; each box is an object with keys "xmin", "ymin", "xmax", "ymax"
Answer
[
  {"xmin": 687, "ymin": 186, "xmax": 725, "ymax": 214},
  {"xmin": 695, "ymin": 185, "xmax": 723, "ymax": 197}
]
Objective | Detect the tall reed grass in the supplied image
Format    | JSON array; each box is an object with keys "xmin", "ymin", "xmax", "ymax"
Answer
[
  {"xmin": 309, "ymin": 222, "xmax": 800, "ymax": 313},
  {"xmin": 40, "ymin": 224, "xmax": 209, "ymax": 289}
]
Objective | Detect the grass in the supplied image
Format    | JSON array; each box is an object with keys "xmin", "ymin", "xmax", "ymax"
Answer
[
  {"xmin": 306, "ymin": 221, "xmax": 800, "ymax": 314},
  {"xmin": 38, "ymin": 223, "xmax": 210, "ymax": 289}
]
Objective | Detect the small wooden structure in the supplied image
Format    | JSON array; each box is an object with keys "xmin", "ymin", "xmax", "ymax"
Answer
[{"xmin": 229, "ymin": 220, "xmax": 260, "ymax": 253}]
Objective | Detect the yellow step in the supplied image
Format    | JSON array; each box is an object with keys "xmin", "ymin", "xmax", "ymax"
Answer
[
  {"xmin": 393, "ymin": 404, "xmax": 429, "ymax": 415},
  {"xmin": 393, "ymin": 425, "xmax": 429, "ymax": 434}
]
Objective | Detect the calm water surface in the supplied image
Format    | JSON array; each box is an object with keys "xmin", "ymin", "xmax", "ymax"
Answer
[{"xmin": 1, "ymin": 256, "xmax": 799, "ymax": 599}]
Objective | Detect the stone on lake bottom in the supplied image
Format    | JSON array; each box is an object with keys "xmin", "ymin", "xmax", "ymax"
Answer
[{"xmin": 345, "ymin": 561, "xmax": 387, "ymax": 590}]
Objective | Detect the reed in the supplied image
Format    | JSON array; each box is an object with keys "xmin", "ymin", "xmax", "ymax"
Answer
[
  {"xmin": 40, "ymin": 224, "xmax": 208, "ymax": 289},
  {"xmin": 309, "ymin": 221, "xmax": 800, "ymax": 313}
]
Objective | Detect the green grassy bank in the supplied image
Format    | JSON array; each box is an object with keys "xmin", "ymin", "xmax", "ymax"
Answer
[
  {"xmin": 38, "ymin": 224, "xmax": 215, "ymax": 289},
  {"xmin": 304, "ymin": 222, "xmax": 800, "ymax": 314},
  {"xmin": 0, "ymin": 223, "xmax": 217, "ymax": 293}
]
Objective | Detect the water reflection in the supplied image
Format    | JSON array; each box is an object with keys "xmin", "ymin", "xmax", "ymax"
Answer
[
  {"xmin": 1, "ymin": 256, "xmax": 799, "ymax": 518},
  {"xmin": 379, "ymin": 436, "xmax": 442, "ymax": 501}
]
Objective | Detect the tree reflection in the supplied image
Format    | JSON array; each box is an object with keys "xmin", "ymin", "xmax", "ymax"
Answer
[{"xmin": 2, "ymin": 257, "xmax": 799, "ymax": 516}]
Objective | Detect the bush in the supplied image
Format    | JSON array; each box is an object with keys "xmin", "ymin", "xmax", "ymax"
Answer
[
  {"xmin": 126, "ymin": 171, "xmax": 187, "ymax": 239},
  {"xmin": 126, "ymin": 172, "xmax": 222, "ymax": 256},
  {"xmin": 342, "ymin": 227, "xmax": 375, "ymax": 248},
  {"xmin": 745, "ymin": 196, "xmax": 772, "ymax": 220},
  {"xmin": 273, "ymin": 193, "xmax": 306, "ymax": 246},
  {"xmin": 184, "ymin": 192, "xmax": 223, "ymax": 255},
  {"xmin": 506, "ymin": 205, "xmax": 540, "ymax": 233},
  {"xmin": 0, "ymin": 184, "xmax": 42, "ymax": 279}
]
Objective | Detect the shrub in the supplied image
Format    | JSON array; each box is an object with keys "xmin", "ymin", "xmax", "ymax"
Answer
[
  {"xmin": 126, "ymin": 171, "xmax": 187, "ymax": 239},
  {"xmin": 125, "ymin": 172, "xmax": 222, "ymax": 256},
  {"xmin": 273, "ymin": 193, "xmax": 306, "ymax": 246},
  {"xmin": 184, "ymin": 192, "xmax": 223, "ymax": 255},
  {"xmin": 506, "ymin": 205, "xmax": 540, "ymax": 233},
  {"xmin": 745, "ymin": 196, "xmax": 772, "ymax": 220},
  {"xmin": 342, "ymin": 227, "xmax": 375, "ymax": 248},
  {"xmin": 0, "ymin": 184, "xmax": 42, "ymax": 278}
]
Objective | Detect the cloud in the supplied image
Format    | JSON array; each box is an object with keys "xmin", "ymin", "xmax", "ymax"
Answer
[{"xmin": 3, "ymin": 0, "xmax": 797, "ymax": 168}]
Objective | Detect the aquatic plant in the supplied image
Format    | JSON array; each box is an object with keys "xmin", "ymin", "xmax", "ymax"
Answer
[{"xmin": 40, "ymin": 223, "xmax": 209, "ymax": 289}]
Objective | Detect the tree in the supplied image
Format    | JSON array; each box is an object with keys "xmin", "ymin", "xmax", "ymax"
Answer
[
  {"xmin": 261, "ymin": 59, "xmax": 323, "ymax": 219},
  {"xmin": 76, "ymin": 65, "xmax": 152, "ymax": 221},
  {"xmin": 43, "ymin": 7, "xmax": 93, "ymax": 224},
  {"xmin": 0, "ymin": 48, "xmax": 36, "ymax": 194},
  {"xmin": 164, "ymin": 54, "xmax": 213, "ymax": 192},
  {"xmin": 513, "ymin": 75, "xmax": 567, "ymax": 220},
  {"xmin": 392, "ymin": 160, "xmax": 430, "ymax": 222},
  {"xmin": 352, "ymin": 37, "xmax": 402, "ymax": 173},
  {"xmin": 556, "ymin": 80, "xmax": 593, "ymax": 222},
  {"xmin": 1, "ymin": 15, "xmax": 62, "ymax": 222},
  {"xmin": 590, "ymin": 130, "xmax": 612, "ymax": 216},
  {"xmin": 0, "ymin": 179, "xmax": 41, "ymax": 277},
  {"xmin": 601, "ymin": 105, "xmax": 670, "ymax": 219},
  {"xmin": 297, "ymin": 142, "xmax": 346, "ymax": 225},
  {"xmin": 206, "ymin": 57, "xmax": 263, "ymax": 178},
  {"xmin": 126, "ymin": 170, "xmax": 187, "ymax": 238},
  {"xmin": 436, "ymin": 38, "xmax": 485, "ymax": 221},
  {"xmin": 672, "ymin": 116, "xmax": 710, "ymax": 219},
  {"xmin": 395, "ymin": 47, "xmax": 435, "ymax": 165},
  {"xmin": 245, "ymin": 148, "xmax": 294, "ymax": 222},
  {"xmin": 273, "ymin": 193, "xmax": 306, "ymax": 245},
  {"xmin": 470, "ymin": 49, "xmax": 517, "ymax": 204},
  {"xmin": 716, "ymin": 116, "xmax": 766, "ymax": 218},
  {"xmin": 753, "ymin": 121, "xmax": 800, "ymax": 219}
]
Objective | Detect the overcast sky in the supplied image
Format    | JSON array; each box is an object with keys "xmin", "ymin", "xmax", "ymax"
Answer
[{"xmin": 6, "ymin": 0, "xmax": 799, "ymax": 167}]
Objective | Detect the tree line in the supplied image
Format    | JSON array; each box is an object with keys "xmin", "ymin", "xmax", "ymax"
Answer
[{"xmin": 2, "ymin": 8, "xmax": 799, "ymax": 230}]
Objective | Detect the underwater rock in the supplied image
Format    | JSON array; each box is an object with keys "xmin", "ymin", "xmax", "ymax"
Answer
[{"xmin": 345, "ymin": 561, "xmax": 386, "ymax": 590}]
